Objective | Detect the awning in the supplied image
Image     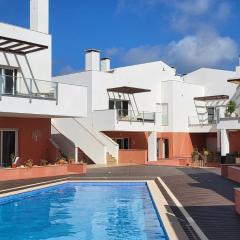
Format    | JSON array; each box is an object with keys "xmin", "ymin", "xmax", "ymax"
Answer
[
  {"xmin": 194, "ymin": 95, "xmax": 229, "ymax": 101},
  {"xmin": 0, "ymin": 36, "xmax": 48, "ymax": 55},
  {"xmin": 228, "ymin": 78, "xmax": 240, "ymax": 85},
  {"xmin": 107, "ymin": 86, "xmax": 151, "ymax": 94}
]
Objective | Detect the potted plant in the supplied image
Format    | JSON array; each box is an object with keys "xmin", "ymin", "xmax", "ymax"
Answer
[
  {"xmin": 40, "ymin": 159, "xmax": 49, "ymax": 166},
  {"xmin": 202, "ymin": 148, "xmax": 209, "ymax": 166},
  {"xmin": 191, "ymin": 147, "xmax": 200, "ymax": 162},
  {"xmin": 10, "ymin": 153, "xmax": 17, "ymax": 168},
  {"xmin": 226, "ymin": 100, "xmax": 236, "ymax": 117},
  {"xmin": 25, "ymin": 159, "xmax": 34, "ymax": 168},
  {"xmin": 235, "ymin": 151, "xmax": 240, "ymax": 164},
  {"xmin": 57, "ymin": 151, "xmax": 67, "ymax": 165}
]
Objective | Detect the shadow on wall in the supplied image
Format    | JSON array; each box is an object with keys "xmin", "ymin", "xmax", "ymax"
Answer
[{"xmin": 51, "ymin": 131, "xmax": 75, "ymax": 160}]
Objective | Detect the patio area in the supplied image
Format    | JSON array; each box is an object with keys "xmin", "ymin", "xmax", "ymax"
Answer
[{"xmin": 0, "ymin": 165, "xmax": 240, "ymax": 240}]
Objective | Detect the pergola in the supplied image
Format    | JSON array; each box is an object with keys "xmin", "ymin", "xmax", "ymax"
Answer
[
  {"xmin": 228, "ymin": 78, "xmax": 240, "ymax": 85},
  {"xmin": 107, "ymin": 86, "xmax": 151, "ymax": 94},
  {"xmin": 194, "ymin": 95, "xmax": 229, "ymax": 101},
  {"xmin": 0, "ymin": 36, "xmax": 48, "ymax": 55},
  {"xmin": 107, "ymin": 86, "xmax": 151, "ymax": 116}
]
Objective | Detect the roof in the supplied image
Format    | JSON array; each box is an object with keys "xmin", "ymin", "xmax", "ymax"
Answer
[
  {"xmin": 107, "ymin": 86, "xmax": 151, "ymax": 94},
  {"xmin": 228, "ymin": 78, "xmax": 240, "ymax": 84},
  {"xmin": 194, "ymin": 95, "xmax": 229, "ymax": 101},
  {"xmin": 0, "ymin": 36, "xmax": 48, "ymax": 55}
]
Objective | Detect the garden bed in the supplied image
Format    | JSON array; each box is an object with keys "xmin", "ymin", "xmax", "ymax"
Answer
[{"xmin": 0, "ymin": 164, "xmax": 86, "ymax": 182}]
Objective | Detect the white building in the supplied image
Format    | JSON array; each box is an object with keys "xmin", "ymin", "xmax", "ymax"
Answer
[
  {"xmin": 0, "ymin": 0, "xmax": 87, "ymax": 167},
  {"xmin": 53, "ymin": 49, "xmax": 238, "ymax": 165}
]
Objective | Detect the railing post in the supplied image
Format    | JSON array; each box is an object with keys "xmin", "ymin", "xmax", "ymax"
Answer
[
  {"xmin": 143, "ymin": 111, "xmax": 144, "ymax": 125},
  {"xmin": 130, "ymin": 109, "xmax": 132, "ymax": 124},
  {"xmin": 56, "ymin": 82, "xmax": 58, "ymax": 105},
  {"xmin": 117, "ymin": 109, "xmax": 119, "ymax": 124},
  {"xmin": 29, "ymin": 78, "xmax": 32, "ymax": 103},
  {"xmin": 0, "ymin": 75, "xmax": 2, "ymax": 101}
]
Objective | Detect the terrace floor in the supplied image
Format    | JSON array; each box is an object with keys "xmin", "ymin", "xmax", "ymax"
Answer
[{"xmin": 0, "ymin": 165, "xmax": 240, "ymax": 240}]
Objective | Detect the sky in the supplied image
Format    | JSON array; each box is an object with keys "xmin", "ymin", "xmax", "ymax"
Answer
[{"xmin": 0, "ymin": 0, "xmax": 240, "ymax": 75}]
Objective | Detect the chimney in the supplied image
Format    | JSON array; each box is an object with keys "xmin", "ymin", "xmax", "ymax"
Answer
[
  {"xmin": 30, "ymin": 0, "xmax": 49, "ymax": 34},
  {"xmin": 101, "ymin": 58, "xmax": 111, "ymax": 72},
  {"xmin": 85, "ymin": 49, "xmax": 100, "ymax": 71}
]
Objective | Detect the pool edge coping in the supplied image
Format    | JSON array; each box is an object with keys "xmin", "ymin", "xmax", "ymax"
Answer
[{"xmin": 0, "ymin": 179, "xmax": 185, "ymax": 240}]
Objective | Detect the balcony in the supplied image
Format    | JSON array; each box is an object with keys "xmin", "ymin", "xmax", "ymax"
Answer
[
  {"xmin": 188, "ymin": 115, "xmax": 217, "ymax": 132},
  {"xmin": 116, "ymin": 109, "xmax": 155, "ymax": 123},
  {"xmin": 0, "ymin": 75, "xmax": 87, "ymax": 118},
  {"xmin": 92, "ymin": 109, "xmax": 156, "ymax": 132},
  {"xmin": 0, "ymin": 75, "xmax": 57, "ymax": 101}
]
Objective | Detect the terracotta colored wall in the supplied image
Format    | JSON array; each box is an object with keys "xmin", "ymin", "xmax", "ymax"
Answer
[
  {"xmin": 104, "ymin": 131, "xmax": 148, "ymax": 149},
  {"xmin": 235, "ymin": 189, "xmax": 240, "ymax": 214},
  {"xmin": 0, "ymin": 117, "xmax": 51, "ymax": 165},
  {"xmin": 118, "ymin": 149, "xmax": 147, "ymax": 164},
  {"xmin": 229, "ymin": 131, "xmax": 240, "ymax": 153},
  {"xmin": 157, "ymin": 132, "xmax": 216, "ymax": 159},
  {"xmin": 0, "ymin": 164, "xmax": 86, "ymax": 181}
]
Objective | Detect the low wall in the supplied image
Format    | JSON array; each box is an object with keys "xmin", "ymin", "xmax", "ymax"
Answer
[
  {"xmin": 0, "ymin": 164, "xmax": 86, "ymax": 182},
  {"xmin": 119, "ymin": 149, "xmax": 147, "ymax": 164},
  {"xmin": 146, "ymin": 158, "xmax": 190, "ymax": 166},
  {"xmin": 228, "ymin": 166, "xmax": 240, "ymax": 183},
  {"xmin": 221, "ymin": 164, "xmax": 240, "ymax": 181},
  {"xmin": 235, "ymin": 188, "xmax": 240, "ymax": 215}
]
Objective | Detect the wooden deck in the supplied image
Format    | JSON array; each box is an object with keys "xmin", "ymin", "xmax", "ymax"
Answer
[{"xmin": 0, "ymin": 165, "xmax": 239, "ymax": 239}]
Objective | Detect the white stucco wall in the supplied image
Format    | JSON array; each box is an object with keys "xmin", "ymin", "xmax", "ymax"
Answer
[
  {"xmin": 54, "ymin": 55, "xmax": 238, "ymax": 133},
  {"xmin": 184, "ymin": 68, "xmax": 236, "ymax": 97}
]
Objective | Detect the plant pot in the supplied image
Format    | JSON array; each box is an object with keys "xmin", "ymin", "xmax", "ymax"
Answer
[
  {"xmin": 236, "ymin": 157, "xmax": 240, "ymax": 164},
  {"xmin": 58, "ymin": 159, "xmax": 65, "ymax": 165},
  {"xmin": 11, "ymin": 163, "xmax": 17, "ymax": 168}
]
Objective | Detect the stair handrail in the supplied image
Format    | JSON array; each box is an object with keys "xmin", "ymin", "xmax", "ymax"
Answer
[{"xmin": 72, "ymin": 118, "xmax": 106, "ymax": 146}]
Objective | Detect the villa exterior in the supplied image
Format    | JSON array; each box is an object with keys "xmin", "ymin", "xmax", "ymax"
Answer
[
  {"xmin": 53, "ymin": 49, "xmax": 239, "ymax": 165},
  {"xmin": 0, "ymin": 0, "xmax": 87, "ymax": 167}
]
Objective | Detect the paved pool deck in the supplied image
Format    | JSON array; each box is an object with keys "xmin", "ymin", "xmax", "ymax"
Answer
[{"xmin": 0, "ymin": 165, "xmax": 240, "ymax": 240}]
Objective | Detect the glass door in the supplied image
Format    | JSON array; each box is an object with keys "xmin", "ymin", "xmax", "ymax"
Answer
[
  {"xmin": 0, "ymin": 130, "xmax": 17, "ymax": 167},
  {"xmin": 0, "ymin": 68, "xmax": 17, "ymax": 95}
]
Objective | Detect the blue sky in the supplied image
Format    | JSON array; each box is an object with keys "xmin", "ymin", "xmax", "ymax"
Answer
[{"xmin": 0, "ymin": 0, "xmax": 240, "ymax": 75}]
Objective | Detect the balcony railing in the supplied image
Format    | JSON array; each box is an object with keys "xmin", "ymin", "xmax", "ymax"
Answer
[
  {"xmin": 116, "ymin": 109, "xmax": 155, "ymax": 123},
  {"xmin": 188, "ymin": 115, "xmax": 216, "ymax": 126},
  {"xmin": 0, "ymin": 75, "xmax": 58, "ymax": 102}
]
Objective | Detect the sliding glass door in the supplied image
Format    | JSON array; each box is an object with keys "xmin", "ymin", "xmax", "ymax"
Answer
[
  {"xmin": 0, "ymin": 68, "xmax": 17, "ymax": 95},
  {"xmin": 0, "ymin": 130, "xmax": 18, "ymax": 167}
]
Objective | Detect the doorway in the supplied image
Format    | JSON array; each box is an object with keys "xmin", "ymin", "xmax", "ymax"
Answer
[
  {"xmin": 0, "ymin": 130, "xmax": 18, "ymax": 167},
  {"xmin": 162, "ymin": 139, "xmax": 169, "ymax": 159},
  {"xmin": 156, "ymin": 138, "xmax": 169, "ymax": 159}
]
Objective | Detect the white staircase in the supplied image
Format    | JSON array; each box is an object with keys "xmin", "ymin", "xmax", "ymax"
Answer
[{"xmin": 51, "ymin": 118, "xmax": 119, "ymax": 164}]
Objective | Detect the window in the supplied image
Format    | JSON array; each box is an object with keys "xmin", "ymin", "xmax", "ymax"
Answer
[
  {"xmin": 113, "ymin": 138, "xmax": 129, "ymax": 149},
  {"xmin": 207, "ymin": 107, "xmax": 215, "ymax": 124},
  {"xmin": 109, "ymin": 99, "xmax": 129, "ymax": 116},
  {"xmin": 0, "ymin": 68, "xmax": 17, "ymax": 95},
  {"xmin": 156, "ymin": 103, "xmax": 168, "ymax": 126}
]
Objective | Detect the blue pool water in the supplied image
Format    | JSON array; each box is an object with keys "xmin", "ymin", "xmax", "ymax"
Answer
[{"xmin": 0, "ymin": 182, "xmax": 168, "ymax": 240}]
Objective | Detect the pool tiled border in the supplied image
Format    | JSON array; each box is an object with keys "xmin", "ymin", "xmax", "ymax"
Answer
[{"xmin": 0, "ymin": 180, "xmax": 187, "ymax": 240}]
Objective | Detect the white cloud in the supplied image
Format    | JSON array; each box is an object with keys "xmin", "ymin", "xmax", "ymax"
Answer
[
  {"xmin": 116, "ymin": 0, "xmax": 234, "ymax": 33},
  {"xmin": 105, "ymin": 32, "xmax": 238, "ymax": 73}
]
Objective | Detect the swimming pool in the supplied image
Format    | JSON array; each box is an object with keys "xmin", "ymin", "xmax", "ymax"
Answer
[{"xmin": 0, "ymin": 182, "xmax": 169, "ymax": 240}]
